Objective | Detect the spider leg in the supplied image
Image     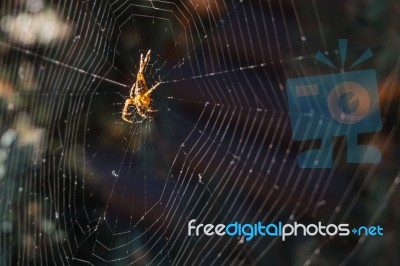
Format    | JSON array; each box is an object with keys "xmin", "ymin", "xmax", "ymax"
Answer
[
  {"xmin": 139, "ymin": 53, "xmax": 144, "ymax": 72},
  {"xmin": 138, "ymin": 50, "xmax": 149, "ymax": 73},
  {"xmin": 136, "ymin": 106, "xmax": 148, "ymax": 120},
  {"xmin": 122, "ymin": 99, "xmax": 130, "ymax": 113},
  {"xmin": 143, "ymin": 50, "xmax": 151, "ymax": 65},
  {"xmin": 145, "ymin": 82, "xmax": 160, "ymax": 95},
  {"xmin": 122, "ymin": 115, "xmax": 134, "ymax": 123},
  {"xmin": 129, "ymin": 84, "xmax": 136, "ymax": 98},
  {"xmin": 139, "ymin": 82, "xmax": 160, "ymax": 114},
  {"xmin": 122, "ymin": 98, "xmax": 135, "ymax": 123},
  {"xmin": 139, "ymin": 50, "xmax": 151, "ymax": 74}
]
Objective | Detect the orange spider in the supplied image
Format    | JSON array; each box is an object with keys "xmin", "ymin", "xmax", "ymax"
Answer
[{"xmin": 122, "ymin": 50, "xmax": 160, "ymax": 123}]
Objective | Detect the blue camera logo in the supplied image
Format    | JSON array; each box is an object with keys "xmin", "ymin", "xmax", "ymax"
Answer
[{"xmin": 286, "ymin": 39, "xmax": 382, "ymax": 168}]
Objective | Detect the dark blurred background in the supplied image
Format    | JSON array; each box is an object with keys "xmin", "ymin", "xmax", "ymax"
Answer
[{"xmin": 0, "ymin": 0, "xmax": 399, "ymax": 265}]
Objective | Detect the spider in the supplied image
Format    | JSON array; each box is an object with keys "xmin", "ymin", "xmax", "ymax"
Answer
[{"xmin": 122, "ymin": 50, "xmax": 160, "ymax": 123}]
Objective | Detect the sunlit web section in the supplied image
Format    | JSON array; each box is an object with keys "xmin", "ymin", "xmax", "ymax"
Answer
[{"xmin": 0, "ymin": 0, "xmax": 399, "ymax": 265}]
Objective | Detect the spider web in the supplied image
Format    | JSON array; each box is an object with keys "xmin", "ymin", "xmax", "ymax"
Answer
[{"xmin": 1, "ymin": 0, "xmax": 400, "ymax": 265}]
